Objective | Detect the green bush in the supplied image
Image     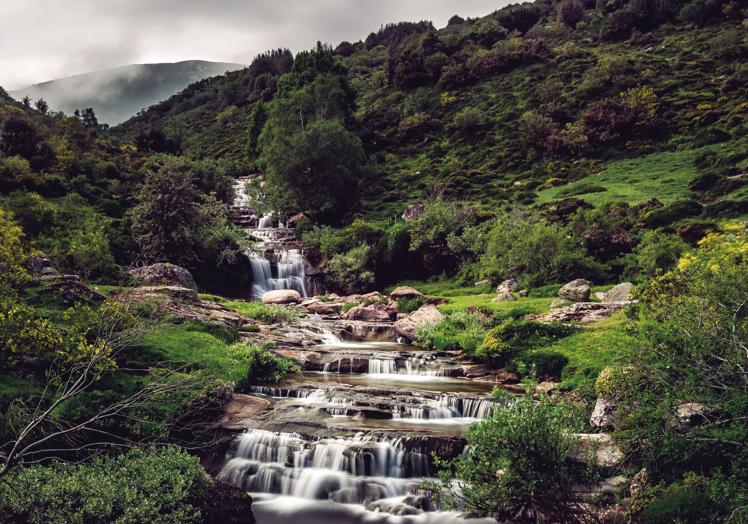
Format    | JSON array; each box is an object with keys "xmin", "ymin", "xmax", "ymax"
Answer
[
  {"xmin": 594, "ymin": 364, "xmax": 640, "ymax": 399},
  {"xmin": 432, "ymin": 395, "xmax": 588, "ymax": 521},
  {"xmin": 630, "ymin": 231, "xmax": 689, "ymax": 277},
  {"xmin": 511, "ymin": 350, "xmax": 569, "ymax": 379},
  {"xmin": 415, "ymin": 311, "xmax": 486, "ymax": 354},
  {"xmin": 0, "ymin": 208, "xmax": 30, "ymax": 297},
  {"xmin": 240, "ymin": 343, "xmax": 301, "ymax": 385},
  {"xmin": 478, "ymin": 319, "xmax": 577, "ymax": 366},
  {"xmin": 324, "ymin": 244, "xmax": 375, "ymax": 294},
  {"xmin": 0, "ymin": 447, "xmax": 209, "ymax": 524}
]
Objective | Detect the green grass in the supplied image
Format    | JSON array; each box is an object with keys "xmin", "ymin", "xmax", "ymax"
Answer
[
  {"xmin": 437, "ymin": 295, "xmax": 554, "ymax": 316},
  {"xmin": 199, "ymin": 295, "xmax": 299, "ymax": 323},
  {"xmin": 536, "ymin": 146, "xmax": 725, "ymax": 206},
  {"xmin": 531, "ymin": 311, "xmax": 633, "ymax": 393},
  {"xmin": 128, "ymin": 323, "xmax": 248, "ymax": 384}
]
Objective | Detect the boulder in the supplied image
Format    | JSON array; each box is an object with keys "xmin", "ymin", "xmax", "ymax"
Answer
[
  {"xmin": 389, "ymin": 286, "xmax": 424, "ymax": 300},
  {"xmin": 590, "ymin": 397, "xmax": 619, "ymax": 430},
  {"xmin": 569, "ymin": 433, "xmax": 625, "ymax": 468},
  {"xmin": 492, "ymin": 290, "xmax": 517, "ymax": 302},
  {"xmin": 559, "ymin": 279, "xmax": 592, "ymax": 302},
  {"xmin": 43, "ymin": 274, "xmax": 106, "ymax": 304},
  {"xmin": 306, "ymin": 302, "xmax": 343, "ymax": 315},
  {"xmin": 136, "ymin": 285, "xmax": 199, "ymax": 302},
  {"xmin": 394, "ymin": 304, "xmax": 444, "ymax": 341},
  {"xmin": 344, "ymin": 305, "xmax": 392, "ymax": 322},
  {"xmin": 129, "ymin": 263, "xmax": 197, "ymax": 290},
  {"xmin": 603, "ymin": 282, "xmax": 635, "ymax": 302},
  {"xmin": 676, "ymin": 402, "xmax": 719, "ymax": 426},
  {"xmin": 474, "ymin": 279, "xmax": 491, "ymax": 288},
  {"xmin": 199, "ymin": 481, "xmax": 255, "ymax": 524},
  {"xmin": 496, "ymin": 279, "xmax": 520, "ymax": 294},
  {"xmin": 38, "ymin": 266, "xmax": 61, "ymax": 279},
  {"xmin": 534, "ymin": 301, "xmax": 629, "ymax": 324},
  {"xmin": 25, "ymin": 254, "xmax": 54, "ymax": 274},
  {"xmin": 261, "ymin": 289, "xmax": 302, "ymax": 305},
  {"xmin": 401, "ymin": 204, "xmax": 425, "ymax": 221}
]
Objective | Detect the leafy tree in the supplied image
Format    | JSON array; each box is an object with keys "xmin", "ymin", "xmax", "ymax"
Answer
[
  {"xmin": 406, "ymin": 198, "xmax": 473, "ymax": 272},
  {"xmin": 33, "ymin": 98, "xmax": 49, "ymax": 115},
  {"xmin": 258, "ymin": 44, "xmax": 363, "ymax": 223},
  {"xmin": 432, "ymin": 394, "xmax": 589, "ymax": 522},
  {"xmin": 478, "ymin": 210, "xmax": 601, "ymax": 286},
  {"xmin": 1, "ymin": 115, "xmax": 39, "ymax": 159},
  {"xmin": 324, "ymin": 244, "xmax": 376, "ymax": 294}
]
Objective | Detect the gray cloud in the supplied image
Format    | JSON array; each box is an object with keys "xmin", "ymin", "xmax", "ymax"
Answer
[{"xmin": 0, "ymin": 0, "xmax": 510, "ymax": 90}]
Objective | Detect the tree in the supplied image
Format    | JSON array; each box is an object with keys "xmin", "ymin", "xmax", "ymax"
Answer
[
  {"xmin": 258, "ymin": 47, "xmax": 363, "ymax": 223},
  {"xmin": 21, "ymin": 96, "xmax": 31, "ymax": 108},
  {"xmin": 34, "ymin": 98, "xmax": 49, "ymax": 114}
]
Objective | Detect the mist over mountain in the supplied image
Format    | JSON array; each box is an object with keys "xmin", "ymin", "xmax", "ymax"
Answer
[{"xmin": 10, "ymin": 60, "xmax": 245, "ymax": 125}]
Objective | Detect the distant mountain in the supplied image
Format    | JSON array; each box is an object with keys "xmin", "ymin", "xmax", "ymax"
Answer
[{"xmin": 10, "ymin": 60, "xmax": 245, "ymax": 125}]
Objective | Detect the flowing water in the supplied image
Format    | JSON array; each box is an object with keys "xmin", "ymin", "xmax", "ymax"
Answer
[
  {"xmin": 249, "ymin": 249, "xmax": 307, "ymax": 298},
  {"xmin": 218, "ymin": 321, "xmax": 500, "ymax": 522}
]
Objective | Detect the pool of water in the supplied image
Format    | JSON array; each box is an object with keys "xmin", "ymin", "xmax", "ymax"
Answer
[{"xmin": 300, "ymin": 372, "xmax": 496, "ymax": 393}]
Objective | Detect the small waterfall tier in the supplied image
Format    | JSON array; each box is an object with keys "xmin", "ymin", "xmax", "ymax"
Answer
[
  {"xmin": 249, "ymin": 249, "xmax": 307, "ymax": 299},
  {"xmin": 217, "ymin": 429, "xmax": 429, "ymax": 503}
]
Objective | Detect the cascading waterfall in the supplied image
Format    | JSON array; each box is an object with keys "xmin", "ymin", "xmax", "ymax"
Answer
[
  {"xmin": 217, "ymin": 429, "xmax": 430, "ymax": 503},
  {"xmin": 249, "ymin": 249, "xmax": 307, "ymax": 299},
  {"xmin": 258, "ymin": 213, "xmax": 274, "ymax": 229}
]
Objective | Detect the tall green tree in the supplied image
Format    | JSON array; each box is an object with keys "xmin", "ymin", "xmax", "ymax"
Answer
[{"xmin": 258, "ymin": 44, "xmax": 363, "ymax": 224}]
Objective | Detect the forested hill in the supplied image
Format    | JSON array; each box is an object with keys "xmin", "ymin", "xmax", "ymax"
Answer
[{"xmin": 115, "ymin": 0, "xmax": 748, "ymax": 219}]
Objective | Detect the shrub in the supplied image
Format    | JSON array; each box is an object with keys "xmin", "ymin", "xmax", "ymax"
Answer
[
  {"xmin": 432, "ymin": 395, "xmax": 587, "ymax": 521},
  {"xmin": 594, "ymin": 365, "xmax": 641, "ymax": 399},
  {"xmin": 494, "ymin": 3, "xmax": 545, "ymax": 33},
  {"xmin": 477, "ymin": 211, "xmax": 602, "ymax": 287},
  {"xmin": 324, "ymin": 244, "xmax": 375, "ymax": 294},
  {"xmin": 642, "ymin": 199, "xmax": 703, "ymax": 228},
  {"xmin": 0, "ymin": 447, "xmax": 209, "ymax": 524},
  {"xmin": 478, "ymin": 319, "xmax": 577, "ymax": 366},
  {"xmin": 451, "ymin": 107, "xmax": 484, "ymax": 137},
  {"xmin": 600, "ymin": 9, "xmax": 636, "ymax": 40},
  {"xmin": 631, "ymin": 231, "xmax": 689, "ymax": 277},
  {"xmin": 512, "ymin": 350, "xmax": 569, "ymax": 379},
  {"xmin": 234, "ymin": 342, "xmax": 301, "ymax": 385},
  {"xmin": 415, "ymin": 312, "xmax": 486, "ymax": 354},
  {"xmin": 0, "ymin": 208, "xmax": 30, "ymax": 297},
  {"xmin": 678, "ymin": 0, "xmax": 726, "ymax": 25}
]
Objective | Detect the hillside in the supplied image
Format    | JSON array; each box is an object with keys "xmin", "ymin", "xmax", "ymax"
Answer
[
  {"xmin": 115, "ymin": 5, "xmax": 748, "ymax": 220},
  {"xmin": 10, "ymin": 60, "xmax": 245, "ymax": 125}
]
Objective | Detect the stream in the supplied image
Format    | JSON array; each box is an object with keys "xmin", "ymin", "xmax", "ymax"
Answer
[{"xmin": 217, "ymin": 328, "xmax": 499, "ymax": 523}]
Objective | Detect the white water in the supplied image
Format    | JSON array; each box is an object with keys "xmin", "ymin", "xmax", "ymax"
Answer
[{"xmin": 249, "ymin": 249, "xmax": 307, "ymax": 298}]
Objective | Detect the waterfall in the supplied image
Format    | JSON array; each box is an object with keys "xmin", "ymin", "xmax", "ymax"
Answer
[
  {"xmin": 258, "ymin": 213, "xmax": 274, "ymax": 229},
  {"xmin": 217, "ymin": 430, "xmax": 430, "ymax": 503},
  {"xmin": 368, "ymin": 358, "xmax": 397, "ymax": 374},
  {"xmin": 459, "ymin": 398, "xmax": 495, "ymax": 419},
  {"xmin": 249, "ymin": 249, "xmax": 307, "ymax": 299}
]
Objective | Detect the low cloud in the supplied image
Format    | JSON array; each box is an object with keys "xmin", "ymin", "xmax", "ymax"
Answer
[{"xmin": 0, "ymin": 0, "xmax": 508, "ymax": 90}]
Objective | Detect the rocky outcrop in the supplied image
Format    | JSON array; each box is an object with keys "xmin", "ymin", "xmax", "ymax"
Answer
[
  {"xmin": 216, "ymin": 394, "xmax": 272, "ymax": 430},
  {"xmin": 492, "ymin": 290, "xmax": 517, "ymax": 302},
  {"xmin": 261, "ymin": 289, "xmax": 302, "ymax": 304},
  {"xmin": 676, "ymin": 402, "xmax": 719, "ymax": 427},
  {"xmin": 604, "ymin": 282, "xmax": 635, "ymax": 302},
  {"xmin": 115, "ymin": 287, "xmax": 250, "ymax": 328},
  {"xmin": 199, "ymin": 481, "xmax": 255, "ymax": 524},
  {"xmin": 401, "ymin": 204, "xmax": 425, "ymax": 221},
  {"xmin": 43, "ymin": 274, "xmax": 106, "ymax": 304},
  {"xmin": 306, "ymin": 302, "xmax": 343, "ymax": 315},
  {"xmin": 394, "ymin": 304, "xmax": 444, "ymax": 341},
  {"xmin": 569, "ymin": 433, "xmax": 625, "ymax": 468},
  {"xmin": 474, "ymin": 279, "xmax": 491, "ymax": 288},
  {"xmin": 590, "ymin": 398, "xmax": 619, "ymax": 430},
  {"xmin": 496, "ymin": 279, "xmax": 520, "ymax": 294},
  {"xmin": 533, "ymin": 301, "xmax": 629, "ymax": 324},
  {"xmin": 25, "ymin": 254, "xmax": 55, "ymax": 275},
  {"xmin": 129, "ymin": 263, "xmax": 197, "ymax": 290},
  {"xmin": 389, "ymin": 286, "xmax": 424, "ymax": 300},
  {"xmin": 343, "ymin": 304, "xmax": 394, "ymax": 322},
  {"xmin": 559, "ymin": 279, "xmax": 592, "ymax": 302}
]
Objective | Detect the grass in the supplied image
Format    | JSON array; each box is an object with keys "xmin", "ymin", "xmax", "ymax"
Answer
[
  {"xmin": 437, "ymin": 295, "xmax": 554, "ymax": 316},
  {"xmin": 127, "ymin": 322, "xmax": 249, "ymax": 384},
  {"xmin": 199, "ymin": 295, "xmax": 300, "ymax": 323},
  {"xmin": 532, "ymin": 311, "xmax": 633, "ymax": 393},
  {"xmin": 536, "ymin": 146, "xmax": 724, "ymax": 207}
]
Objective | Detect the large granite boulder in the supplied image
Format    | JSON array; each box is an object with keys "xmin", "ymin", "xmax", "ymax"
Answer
[
  {"xmin": 496, "ymin": 279, "xmax": 520, "ymax": 294},
  {"xmin": 344, "ymin": 305, "xmax": 392, "ymax": 322},
  {"xmin": 262, "ymin": 289, "xmax": 302, "ymax": 305},
  {"xmin": 603, "ymin": 282, "xmax": 635, "ymax": 302},
  {"xmin": 492, "ymin": 290, "xmax": 517, "ymax": 302},
  {"xmin": 25, "ymin": 254, "xmax": 55, "ymax": 275},
  {"xmin": 569, "ymin": 433, "xmax": 625, "ymax": 468},
  {"xmin": 306, "ymin": 302, "xmax": 343, "ymax": 315},
  {"xmin": 394, "ymin": 304, "xmax": 444, "ymax": 341},
  {"xmin": 43, "ymin": 274, "xmax": 105, "ymax": 304},
  {"xmin": 590, "ymin": 397, "xmax": 619, "ymax": 430},
  {"xmin": 401, "ymin": 204, "xmax": 425, "ymax": 221},
  {"xmin": 559, "ymin": 279, "xmax": 592, "ymax": 302},
  {"xmin": 534, "ymin": 301, "xmax": 629, "ymax": 324},
  {"xmin": 389, "ymin": 286, "xmax": 424, "ymax": 300},
  {"xmin": 129, "ymin": 263, "xmax": 197, "ymax": 290}
]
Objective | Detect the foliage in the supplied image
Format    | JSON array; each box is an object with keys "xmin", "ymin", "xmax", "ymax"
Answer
[
  {"xmin": 238, "ymin": 342, "xmax": 301, "ymax": 385},
  {"xmin": 406, "ymin": 198, "xmax": 473, "ymax": 272},
  {"xmin": 0, "ymin": 447, "xmax": 209, "ymax": 524},
  {"xmin": 478, "ymin": 319, "xmax": 577, "ymax": 366},
  {"xmin": 432, "ymin": 395, "xmax": 588, "ymax": 522},
  {"xmin": 616, "ymin": 225, "xmax": 748, "ymax": 519},
  {"xmin": 324, "ymin": 244, "xmax": 376, "ymax": 294},
  {"xmin": 594, "ymin": 364, "xmax": 641, "ymax": 399},
  {"xmin": 0, "ymin": 208, "xmax": 30, "ymax": 297},
  {"xmin": 630, "ymin": 231, "xmax": 689, "ymax": 277},
  {"xmin": 477, "ymin": 210, "xmax": 601, "ymax": 287},
  {"xmin": 415, "ymin": 311, "xmax": 486, "ymax": 354},
  {"xmin": 397, "ymin": 296, "xmax": 425, "ymax": 314}
]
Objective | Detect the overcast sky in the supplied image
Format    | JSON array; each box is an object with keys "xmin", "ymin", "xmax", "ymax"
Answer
[{"xmin": 0, "ymin": 0, "xmax": 510, "ymax": 90}]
